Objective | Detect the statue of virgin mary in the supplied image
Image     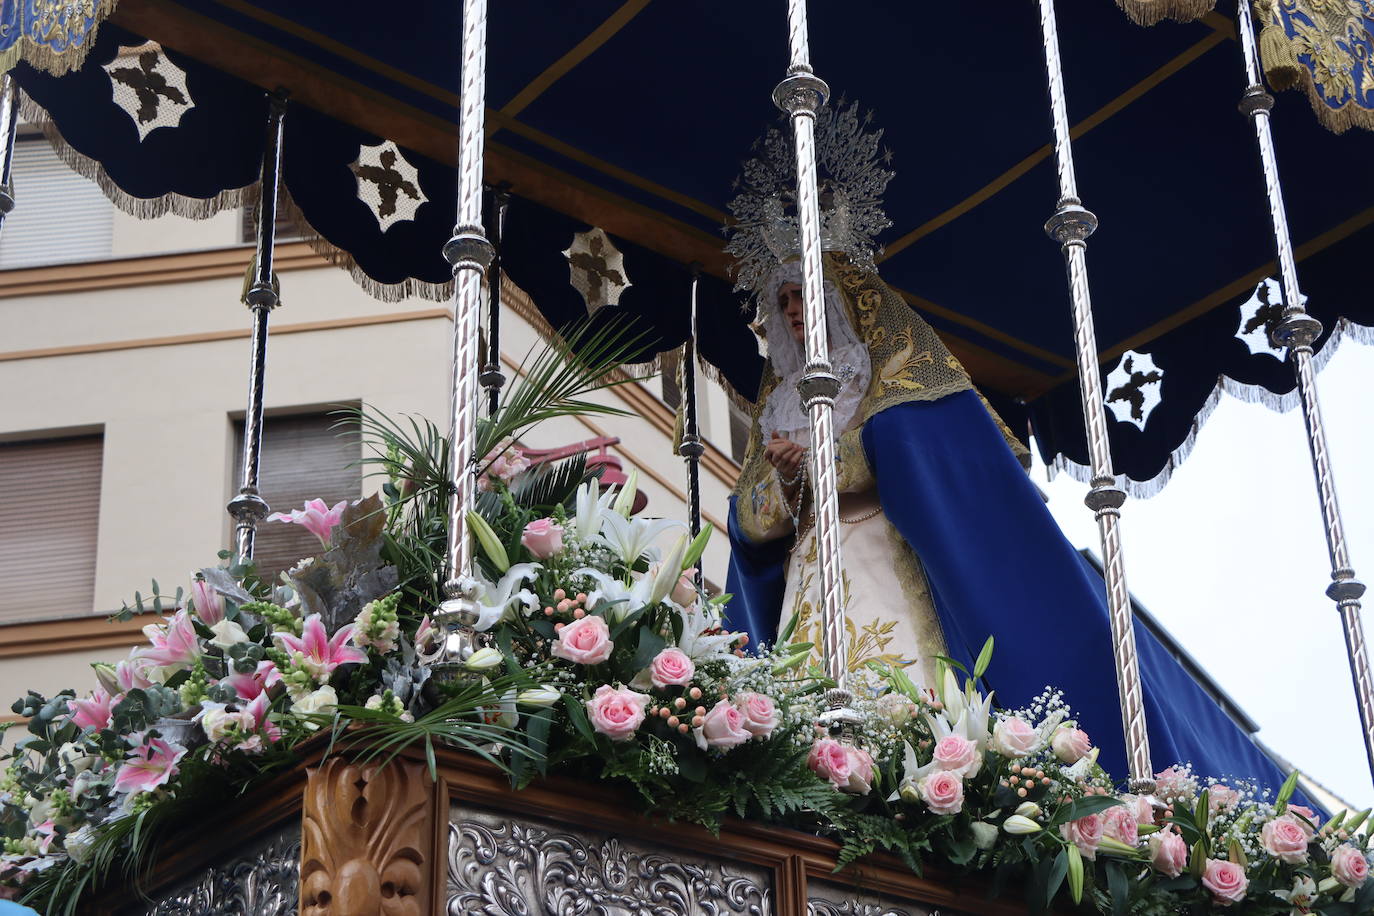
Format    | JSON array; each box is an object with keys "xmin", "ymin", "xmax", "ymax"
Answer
[{"xmin": 722, "ymin": 101, "xmax": 1316, "ymax": 803}]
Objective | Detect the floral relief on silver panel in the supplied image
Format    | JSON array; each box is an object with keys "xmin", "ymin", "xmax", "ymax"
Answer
[
  {"xmin": 808, "ymin": 878, "xmax": 959, "ymax": 916},
  {"xmin": 129, "ymin": 826, "xmax": 299, "ymax": 916},
  {"xmin": 447, "ymin": 804, "xmax": 771, "ymax": 915}
]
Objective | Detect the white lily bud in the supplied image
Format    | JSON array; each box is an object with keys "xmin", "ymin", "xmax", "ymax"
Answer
[
  {"xmin": 1014, "ymin": 801, "xmax": 1042, "ymax": 819},
  {"xmin": 941, "ymin": 667, "xmax": 964, "ymax": 721},
  {"xmin": 899, "ymin": 780, "xmax": 921, "ymax": 804},
  {"xmin": 971, "ymin": 821, "xmax": 999, "ymax": 849},
  {"xmin": 517, "ymin": 686, "xmax": 560, "ymax": 708},
  {"xmin": 613, "ymin": 470, "xmax": 639, "ymax": 518},
  {"xmin": 1002, "ymin": 814, "xmax": 1042, "ymax": 835},
  {"xmin": 463, "ymin": 647, "xmax": 504, "ymax": 672},
  {"xmin": 647, "ymin": 536, "xmax": 690, "ymax": 606}
]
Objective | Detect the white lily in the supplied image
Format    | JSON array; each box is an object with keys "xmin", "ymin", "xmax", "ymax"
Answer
[
  {"xmin": 470, "ymin": 563, "xmax": 542, "ymax": 631},
  {"xmin": 939, "ymin": 667, "xmax": 964, "ymax": 722},
  {"xmin": 573, "ymin": 567, "xmax": 654, "ymax": 623},
  {"xmin": 676, "ymin": 600, "xmax": 741, "ymax": 660},
  {"xmin": 598, "ymin": 509, "xmax": 684, "ymax": 566},
  {"xmin": 1060, "ymin": 745, "xmax": 1100, "ymax": 782},
  {"xmin": 573, "ymin": 480, "xmax": 617, "ymax": 543},
  {"xmin": 887, "ymin": 740, "xmax": 938, "ymax": 803}
]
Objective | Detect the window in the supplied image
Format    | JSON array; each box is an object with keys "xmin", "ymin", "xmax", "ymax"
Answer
[
  {"xmin": 239, "ymin": 206, "xmax": 301, "ymax": 245},
  {"xmin": 0, "ymin": 435, "xmax": 103, "ymax": 623},
  {"xmin": 728, "ymin": 402, "xmax": 752, "ymax": 464},
  {"xmin": 232, "ymin": 413, "xmax": 361, "ymax": 582},
  {"xmin": 0, "ymin": 137, "xmax": 115, "ymax": 269},
  {"xmin": 659, "ymin": 348, "xmax": 682, "ymax": 411}
]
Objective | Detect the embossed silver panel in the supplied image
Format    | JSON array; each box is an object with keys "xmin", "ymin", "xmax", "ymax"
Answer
[
  {"xmin": 126, "ymin": 825, "xmax": 299, "ymax": 916},
  {"xmin": 807, "ymin": 878, "xmax": 962, "ymax": 916},
  {"xmin": 447, "ymin": 804, "xmax": 772, "ymax": 914}
]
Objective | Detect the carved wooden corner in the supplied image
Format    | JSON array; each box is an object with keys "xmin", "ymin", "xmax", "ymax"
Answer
[{"xmin": 299, "ymin": 756, "xmax": 440, "ymax": 916}]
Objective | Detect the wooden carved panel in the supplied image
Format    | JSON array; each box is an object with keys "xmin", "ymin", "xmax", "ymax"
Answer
[{"xmin": 300, "ymin": 757, "xmax": 434, "ymax": 916}]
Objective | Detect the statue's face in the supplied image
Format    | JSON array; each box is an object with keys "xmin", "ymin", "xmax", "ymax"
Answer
[{"xmin": 777, "ymin": 283, "xmax": 805, "ymax": 343}]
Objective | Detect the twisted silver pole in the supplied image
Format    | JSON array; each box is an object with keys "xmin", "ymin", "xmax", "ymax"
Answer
[
  {"xmin": 776, "ymin": 0, "xmax": 855, "ymax": 730},
  {"xmin": 227, "ymin": 94, "xmax": 287, "ymax": 561},
  {"xmin": 482, "ymin": 184, "xmax": 511, "ymax": 417},
  {"xmin": 430, "ymin": 0, "xmax": 495, "ymax": 670},
  {"xmin": 0, "ymin": 75, "xmax": 19, "ymax": 236},
  {"xmin": 1036, "ymin": 0, "xmax": 1153, "ymax": 790},
  {"xmin": 1235, "ymin": 1, "xmax": 1374, "ymax": 784}
]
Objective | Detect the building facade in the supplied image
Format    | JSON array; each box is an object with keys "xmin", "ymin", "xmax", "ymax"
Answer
[{"xmin": 0, "ymin": 131, "xmax": 744, "ymax": 720}]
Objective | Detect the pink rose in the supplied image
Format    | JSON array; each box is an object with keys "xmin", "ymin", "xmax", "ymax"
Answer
[
  {"xmin": 1201, "ymin": 858, "xmax": 1248, "ymax": 905},
  {"xmin": 1124, "ymin": 793, "xmax": 1156, "ymax": 826},
  {"xmin": 932, "ymin": 734, "xmax": 978, "ymax": 777},
  {"xmin": 808, "ymin": 739, "xmax": 874, "ymax": 795},
  {"xmin": 648, "ymin": 647, "xmax": 695, "ymax": 688},
  {"xmin": 551, "ymin": 615, "xmax": 613, "ymax": 665},
  {"xmin": 1149, "ymin": 828, "xmax": 1188, "ymax": 878},
  {"xmin": 737, "ymin": 692, "xmax": 779, "ymax": 738},
  {"xmin": 672, "ymin": 569, "xmax": 698, "ymax": 606},
  {"xmin": 1207, "ymin": 783, "xmax": 1240, "ymax": 814},
  {"xmin": 520, "ymin": 518, "xmax": 564, "ymax": 559},
  {"xmin": 1051, "ymin": 726, "xmax": 1092, "ymax": 764},
  {"xmin": 1102, "ymin": 804, "xmax": 1139, "ymax": 848},
  {"xmin": 1261, "ymin": 815, "xmax": 1310, "ymax": 864},
  {"xmin": 991, "ymin": 716, "xmax": 1038, "ymax": 757},
  {"xmin": 1061, "ymin": 812, "xmax": 1104, "ymax": 861},
  {"xmin": 920, "ymin": 770, "xmax": 965, "ymax": 815},
  {"xmin": 700, "ymin": 699, "xmax": 751, "ymax": 749},
  {"xmin": 585, "ymin": 684, "xmax": 649, "ymax": 741},
  {"xmin": 1287, "ymin": 804, "xmax": 1320, "ymax": 837},
  {"xmin": 1331, "ymin": 844, "xmax": 1370, "ymax": 888}
]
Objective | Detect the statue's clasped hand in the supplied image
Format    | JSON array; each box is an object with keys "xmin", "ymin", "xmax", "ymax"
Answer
[{"xmin": 764, "ymin": 431, "xmax": 806, "ymax": 485}]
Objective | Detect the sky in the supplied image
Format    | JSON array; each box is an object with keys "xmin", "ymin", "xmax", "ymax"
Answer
[{"xmin": 1031, "ymin": 340, "xmax": 1374, "ymax": 810}]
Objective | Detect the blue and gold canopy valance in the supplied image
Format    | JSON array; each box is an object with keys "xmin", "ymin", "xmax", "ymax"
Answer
[{"xmin": 0, "ymin": 0, "xmax": 111, "ymax": 75}]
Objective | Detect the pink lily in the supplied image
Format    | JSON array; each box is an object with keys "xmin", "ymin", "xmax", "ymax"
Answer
[
  {"xmin": 117, "ymin": 655, "xmax": 155, "ymax": 692},
  {"xmin": 415, "ymin": 614, "xmax": 436, "ymax": 653},
  {"xmin": 68, "ymin": 688, "xmax": 116, "ymax": 731},
  {"xmin": 265, "ymin": 498, "xmax": 349, "ymax": 547},
  {"xmin": 242, "ymin": 692, "xmax": 281, "ymax": 747},
  {"xmin": 225, "ymin": 660, "xmax": 282, "ymax": 701},
  {"xmin": 113, "ymin": 734, "xmax": 186, "ymax": 794},
  {"xmin": 273, "ymin": 614, "xmax": 367, "ymax": 679},
  {"xmin": 137, "ymin": 610, "xmax": 201, "ymax": 671},
  {"xmin": 190, "ymin": 579, "xmax": 224, "ymax": 625},
  {"xmin": 33, "ymin": 821, "xmax": 56, "ymax": 855}
]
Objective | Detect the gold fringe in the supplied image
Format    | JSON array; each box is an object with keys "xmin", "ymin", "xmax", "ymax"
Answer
[
  {"xmin": 273, "ymin": 188, "xmax": 453, "ymax": 303},
  {"xmin": 19, "ymin": 89, "xmax": 255, "ymax": 219},
  {"xmin": 1284, "ymin": 70, "xmax": 1374, "ymax": 135},
  {"xmin": 0, "ymin": 0, "xmax": 120, "ymax": 78},
  {"xmin": 1259, "ymin": 18, "xmax": 1305, "ymax": 90},
  {"xmin": 1113, "ymin": 0, "xmax": 1216, "ymax": 26}
]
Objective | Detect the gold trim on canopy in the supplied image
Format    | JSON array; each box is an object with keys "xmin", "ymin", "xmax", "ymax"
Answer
[
  {"xmin": 0, "ymin": 0, "xmax": 119, "ymax": 76},
  {"xmin": 1256, "ymin": 0, "xmax": 1374, "ymax": 132},
  {"xmin": 1113, "ymin": 0, "xmax": 1218, "ymax": 26}
]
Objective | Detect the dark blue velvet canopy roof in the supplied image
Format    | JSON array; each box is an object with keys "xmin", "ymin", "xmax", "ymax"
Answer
[{"xmin": 6, "ymin": 0, "xmax": 1373, "ymax": 492}]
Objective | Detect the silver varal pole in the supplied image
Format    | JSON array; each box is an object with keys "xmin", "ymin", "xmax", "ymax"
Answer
[
  {"xmin": 227, "ymin": 94, "xmax": 287, "ymax": 561},
  {"xmin": 0, "ymin": 75, "xmax": 20, "ymax": 235},
  {"xmin": 1036, "ymin": 0, "xmax": 1153, "ymax": 790},
  {"xmin": 428, "ymin": 0, "xmax": 496, "ymax": 675},
  {"xmin": 1235, "ymin": 1, "xmax": 1374, "ymax": 783},
  {"xmin": 776, "ymin": 0, "xmax": 856, "ymax": 730},
  {"xmin": 679, "ymin": 263, "xmax": 706, "ymax": 592}
]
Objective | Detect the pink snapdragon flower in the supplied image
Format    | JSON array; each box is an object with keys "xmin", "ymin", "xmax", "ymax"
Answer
[
  {"xmin": 113, "ymin": 734, "xmax": 187, "ymax": 795},
  {"xmin": 225, "ymin": 660, "xmax": 282, "ymax": 701},
  {"xmin": 273, "ymin": 614, "xmax": 367, "ymax": 680},
  {"xmin": 477, "ymin": 445, "xmax": 530, "ymax": 491},
  {"xmin": 190, "ymin": 579, "xmax": 224, "ymax": 625},
  {"xmin": 138, "ymin": 610, "xmax": 201, "ymax": 671},
  {"xmin": 266, "ymin": 498, "xmax": 349, "ymax": 546},
  {"xmin": 68, "ymin": 688, "xmax": 116, "ymax": 731}
]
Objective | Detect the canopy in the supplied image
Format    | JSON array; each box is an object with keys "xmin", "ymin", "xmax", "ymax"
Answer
[{"xmin": 5, "ymin": 0, "xmax": 1373, "ymax": 492}]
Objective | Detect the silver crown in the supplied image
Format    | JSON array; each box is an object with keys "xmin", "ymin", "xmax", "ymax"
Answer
[{"xmin": 725, "ymin": 98, "xmax": 894, "ymax": 297}]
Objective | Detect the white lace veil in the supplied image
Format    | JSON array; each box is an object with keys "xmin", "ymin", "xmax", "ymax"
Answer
[{"xmin": 757, "ymin": 261, "xmax": 872, "ymax": 443}]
